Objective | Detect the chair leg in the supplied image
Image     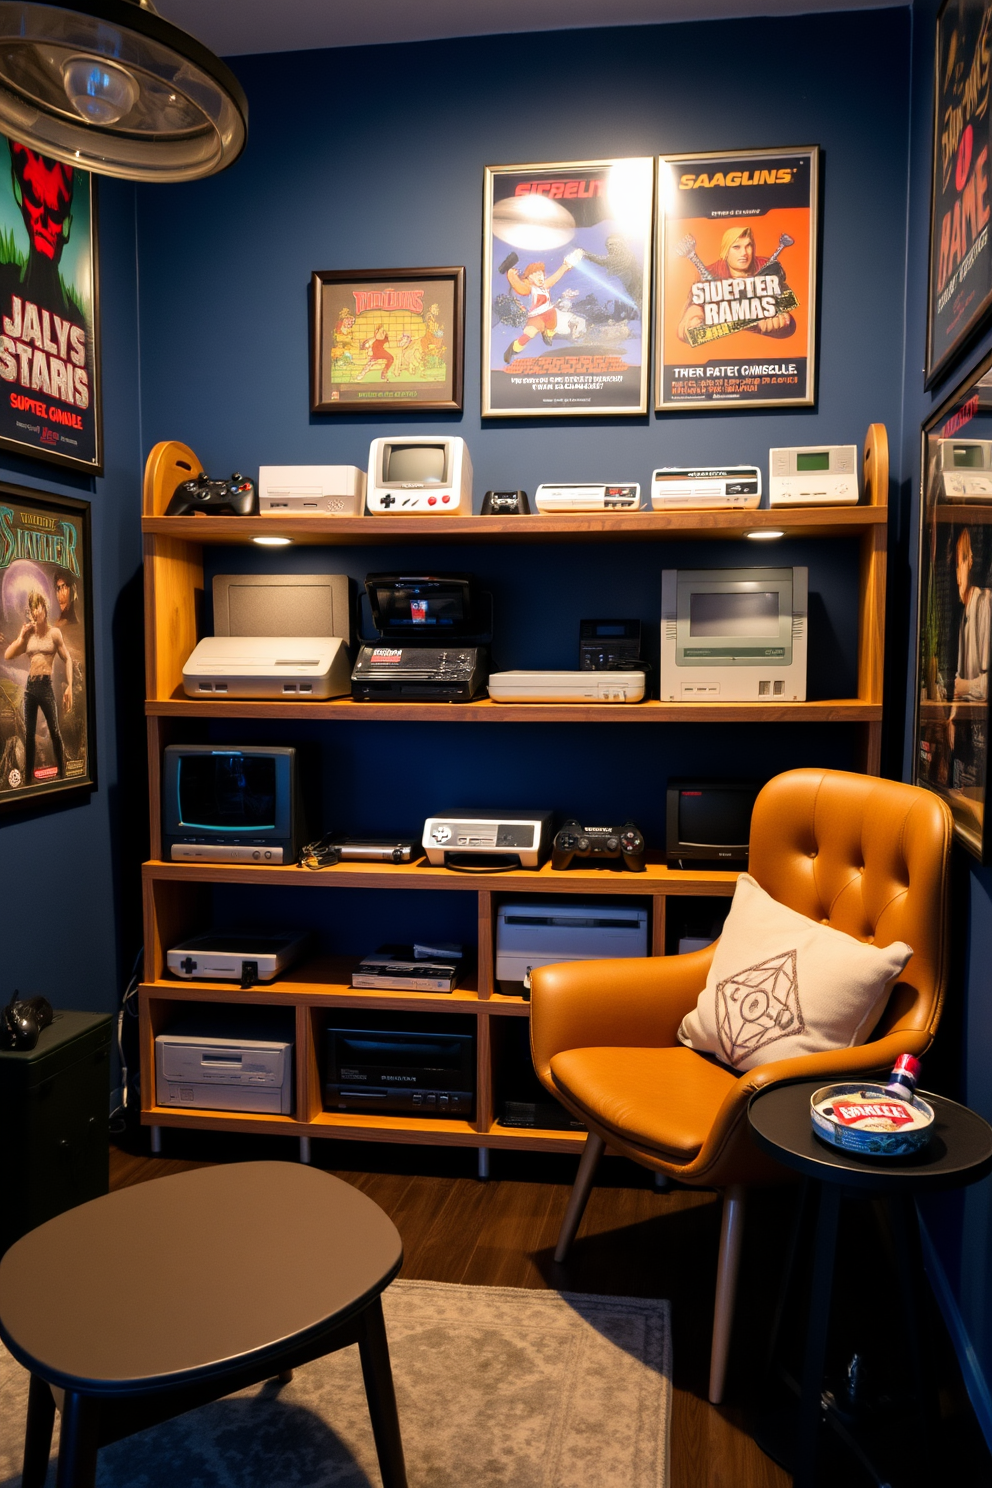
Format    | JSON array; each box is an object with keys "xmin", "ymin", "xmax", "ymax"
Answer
[
  {"xmin": 55, "ymin": 1391, "xmax": 99, "ymax": 1488},
  {"xmin": 22, "ymin": 1373, "xmax": 56, "ymax": 1488},
  {"xmin": 708, "ymin": 1184, "xmax": 746, "ymax": 1406},
  {"xmin": 358, "ymin": 1296, "xmax": 408, "ymax": 1488},
  {"xmin": 554, "ymin": 1131, "xmax": 606, "ymax": 1263}
]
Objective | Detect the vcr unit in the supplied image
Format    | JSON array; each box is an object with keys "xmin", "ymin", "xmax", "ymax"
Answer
[{"xmin": 324, "ymin": 1014, "xmax": 475, "ymax": 1117}]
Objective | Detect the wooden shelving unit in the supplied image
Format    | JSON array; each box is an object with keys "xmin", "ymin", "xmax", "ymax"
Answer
[{"xmin": 138, "ymin": 428, "xmax": 889, "ymax": 1156}]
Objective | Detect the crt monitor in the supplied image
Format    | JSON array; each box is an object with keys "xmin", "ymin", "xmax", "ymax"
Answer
[
  {"xmin": 367, "ymin": 435, "xmax": 472, "ymax": 514},
  {"xmin": 162, "ymin": 745, "xmax": 303, "ymax": 864}
]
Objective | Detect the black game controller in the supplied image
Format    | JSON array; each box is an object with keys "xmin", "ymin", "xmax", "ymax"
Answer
[
  {"xmin": 0, "ymin": 994, "xmax": 54, "ymax": 1051},
  {"xmin": 481, "ymin": 490, "xmax": 530, "ymax": 515},
  {"xmin": 552, "ymin": 820, "xmax": 646, "ymax": 872},
  {"xmin": 166, "ymin": 472, "xmax": 257, "ymax": 516}
]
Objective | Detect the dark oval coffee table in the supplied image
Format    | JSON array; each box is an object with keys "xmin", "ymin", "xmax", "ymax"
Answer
[
  {"xmin": 0, "ymin": 1160, "xmax": 408, "ymax": 1488},
  {"xmin": 748, "ymin": 1080, "xmax": 992, "ymax": 1488}
]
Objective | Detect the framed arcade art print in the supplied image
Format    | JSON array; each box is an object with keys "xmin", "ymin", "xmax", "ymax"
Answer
[
  {"xmin": 311, "ymin": 266, "xmax": 465, "ymax": 413},
  {"xmin": 926, "ymin": 0, "xmax": 992, "ymax": 390},
  {"xmin": 915, "ymin": 350, "xmax": 992, "ymax": 858},
  {"xmin": 655, "ymin": 146, "xmax": 818, "ymax": 410},
  {"xmin": 482, "ymin": 157, "xmax": 654, "ymax": 418},
  {"xmin": 0, "ymin": 134, "xmax": 101, "ymax": 475},
  {"xmin": 0, "ymin": 484, "xmax": 95, "ymax": 813}
]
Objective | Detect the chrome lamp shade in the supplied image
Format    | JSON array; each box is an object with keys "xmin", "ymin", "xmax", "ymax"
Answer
[{"xmin": 0, "ymin": 0, "xmax": 247, "ymax": 180}]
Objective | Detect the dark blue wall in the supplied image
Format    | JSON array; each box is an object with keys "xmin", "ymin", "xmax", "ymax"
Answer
[
  {"xmin": 133, "ymin": 8, "xmax": 912, "ymax": 874},
  {"xmin": 901, "ymin": 0, "xmax": 992, "ymax": 1433},
  {"xmin": 0, "ymin": 178, "xmax": 144, "ymax": 1016}
]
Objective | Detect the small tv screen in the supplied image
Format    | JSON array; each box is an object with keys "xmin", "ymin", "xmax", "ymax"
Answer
[
  {"xmin": 952, "ymin": 443, "xmax": 984, "ymax": 468},
  {"xmin": 383, "ymin": 443, "xmax": 447, "ymax": 484},
  {"xmin": 689, "ymin": 590, "xmax": 779, "ymax": 638},
  {"xmin": 177, "ymin": 753, "xmax": 276, "ymax": 831},
  {"xmin": 678, "ymin": 787, "xmax": 755, "ymax": 848}
]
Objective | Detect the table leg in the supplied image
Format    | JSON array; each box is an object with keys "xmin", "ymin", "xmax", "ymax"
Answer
[
  {"xmin": 55, "ymin": 1392, "xmax": 99, "ymax": 1488},
  {"xmin": 358, "ymin": 1296, "xmax": 409, "ymax": 1488},
  {"xmin": 22, "ymin": 1373, "xmax": 56, "ymax": 1488},
  {"xmin": 794, "ymin": 1181, "xmax": 841, "ymax": 1488},
  {"xmin": 889, "ymin": 1194, "xmax": 937, "ymax": 1483}
]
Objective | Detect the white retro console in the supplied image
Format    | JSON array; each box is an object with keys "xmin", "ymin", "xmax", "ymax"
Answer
[
  {"xmin": 258, "ymin": 465, "xmax": 366, "ymax": 515},
  {"xmin": 769, "ymin": 445, "xmax": 859, "ymax": 506},
  {"xmin": 367, "ymin": 435, "xmax": 472, "ymax": 513},
  {"xmin": 182, "ymin": 635, "xmax": 351, "ymax": 699}
]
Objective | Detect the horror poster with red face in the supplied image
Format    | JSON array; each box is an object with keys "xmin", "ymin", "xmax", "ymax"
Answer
[
  {"xmin": 0, "ymin": 136, "xmax": 100, "ymax": 474},
  {"xmin": 928, "ymin": 0, "xmax": 992, "ymax": 388}
]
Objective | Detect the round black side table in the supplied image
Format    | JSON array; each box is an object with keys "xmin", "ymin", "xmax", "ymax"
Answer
[{"xmin": 748, "ymin": 1079, "xmax": 992, "ymax": 1488}]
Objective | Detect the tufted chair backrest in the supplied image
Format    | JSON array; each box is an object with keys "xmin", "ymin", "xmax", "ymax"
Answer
[{"xmin": 748, "ymin": 769, "xmax": 953, "ymax": 1041}]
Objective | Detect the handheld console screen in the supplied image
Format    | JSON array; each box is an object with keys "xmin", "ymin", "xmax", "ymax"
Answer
[
  {"xmin": 383, "ymin": 444, "xmax": 448, "ymax": 484},
  {"xmin": 366, "ymin": 574, "xmax": 475, "ymax": 635},
  {"xmin": 689, "ymin": 591, "xmax": 780, "ymax": 640},
  {"xmin": 177, "ymin": 754, "xmax": 276, "ymax": 830}
]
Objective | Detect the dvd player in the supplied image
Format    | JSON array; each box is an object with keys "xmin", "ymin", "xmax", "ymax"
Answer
[{"xmin": 324, "ymin": 1022, "xmax": 475, "ymax": 1116}]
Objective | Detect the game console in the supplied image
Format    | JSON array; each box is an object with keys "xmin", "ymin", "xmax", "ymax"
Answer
[
  {"xmin": 166, "ymin": 932, "xmax": 310, "ymax": 986},
  {"xmin": 351, "ymin": 945, "xmax": 463, "ymax": 993},
  {"xmin": 769, "ymin": 445, "xmax": 859, "ymax": 506},
  {"xmin": 165, "ymin": 472, "xmax": 257, "ymax": 516},
  {"xmin": 551, "ymin": 820, "xmax": 646, "ymax": 872},
  {"xmin": 651, "ymin": 466, "xmax": 761, "ymax": 511},
  {"xmin": 212, "ymin": 573, "xmax": 351, "ymax": 640},
  {"xmin": 352, "ymin": 572, "xmax": 490, "ymax": 700},
  {"xmin": 936, "ymin": 438, "xmax": 992, "ymax": 499},
  {"xmin": 423, "ymin": 810, "xmax": 553, "ymax": 869},
  {"xmin": 326, "ymin": 837, "xmax": 422, "ymax": 863},
  {"xmin": 534, "ymin": 483, "xmax": 641, "ymax": 512},
  {"xmin": 496, "ymin": 901, "xmax": 649, "ymax": 998},
  {"xmin": 258, "ymin": 465, "xmax": 366, "ymax": 515},
  {"xmin": 324, "ymin": 1017, "xmax": 475, "ymax": 1116},
  {"xmin": 155, "ymin": 1024, "xmax": 294, "ymax": 1115},
  {"xmin": 182, "ymin": 635, "xmax": 351, "ymax": 699},
  {"xmin": 661, "ymin": 567, "xmax": 807, "ymax": 702},
  {"xmin": 488, "ymin": 670, "xmax": 646, "ymax": 703},
  {"xmin": 367, "ymin": 435, "xmax": 471, "ymax": 514}
]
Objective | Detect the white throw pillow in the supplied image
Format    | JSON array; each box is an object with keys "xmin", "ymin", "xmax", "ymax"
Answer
[{"xmin": 677, "ymin": 873, "xmax": 913, "ymax": 1071}]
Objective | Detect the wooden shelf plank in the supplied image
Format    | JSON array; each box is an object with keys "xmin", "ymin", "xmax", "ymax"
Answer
[
  {"xmin": 146, "ymin": 694, "xmax": 882, "ymax": 723},
  {"xmin": 141, "ymin": 955, "xmax": 492, "ymax": 1013},
  {"xmin": 142, "ymin": 856, "xmax": 739, "ymax": 894},
  {"xmin": 142, "ymin": 507, "xmax": 886, "ymax": 546}
]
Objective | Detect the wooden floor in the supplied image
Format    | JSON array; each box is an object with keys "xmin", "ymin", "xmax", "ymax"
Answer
[{"xmin": 111, "ymin": 1131, "xmax": 992, "ymax": 1488}]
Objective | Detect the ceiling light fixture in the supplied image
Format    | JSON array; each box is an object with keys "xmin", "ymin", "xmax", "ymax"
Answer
[
  {"xmin": 0, "ymin": 0, "xmax": 247, "ymax": 181},
  {"xmin": 745, "ymin": 529, "xmax": 785, "ymax": 541}
]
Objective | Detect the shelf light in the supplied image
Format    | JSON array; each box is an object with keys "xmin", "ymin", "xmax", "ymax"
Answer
[
  {"xmin": 745, "ymin": 529, "xmax": 785, "ymax": 541},
  {"xmin": 253, "ymin": 535, "xmax": 292, "ymax": 547}
]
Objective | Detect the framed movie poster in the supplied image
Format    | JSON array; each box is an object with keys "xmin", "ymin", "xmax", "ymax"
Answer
[
  {"xmin": 926, "ymin": 0, "xmax": 992, "ymax": 390},
  {"xmin": 0, "ymin": 136, "xmax": 101, "ymax": 474},
  {"xmin": 482, "ymin": 158, "xmax": 654, "ymax": 418},
  {"xmin": 311, "ymin": 266, "xmax": 464, "ymax": 412},
  {"xmin": 0, "ymin": 484, "xmax": 94, "ymax": 812},
  {"xmin": 916, "ymin": 352, "xmax": 992, "ymax": 858},
  {"xmin": 655, "ymin": 146, "xmax": 818, "ymax": 410}
]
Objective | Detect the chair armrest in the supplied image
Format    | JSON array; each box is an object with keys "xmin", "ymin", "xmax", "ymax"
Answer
[{"xmin": 530, "ymin": 947, "xmax": 715, "ymax": 1083}]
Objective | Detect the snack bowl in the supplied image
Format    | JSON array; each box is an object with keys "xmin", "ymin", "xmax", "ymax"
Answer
[{"xmin": 810, "ymin": 1082, "xmax": 935, "ymax": 1158}]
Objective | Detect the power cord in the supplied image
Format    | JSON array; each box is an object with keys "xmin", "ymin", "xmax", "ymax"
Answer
[{"xmin": 109, "ymin": 945, "xmax": 143, "ymax": 1134}]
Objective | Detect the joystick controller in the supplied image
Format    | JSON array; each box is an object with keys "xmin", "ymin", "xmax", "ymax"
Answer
[
  {"xmin": 166, "ymin": 472, "xmax": 257, "ymax": 516},
  {"xmin": 552, "ymin": 820, "xmax": 646, "ymax": 872}
]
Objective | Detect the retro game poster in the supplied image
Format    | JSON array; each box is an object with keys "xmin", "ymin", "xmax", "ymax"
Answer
[
  {"xmin": 0, "ymin": 486, "xmax": 94, "ymax": 812},
  {"xmin": 656, "ymin": 147, "xmax": 818, "ymax": 410},
  {"xmin": 926, "ymin": 0, "xmax": 992, "ymax": 388},
  {"xmin": 916, "ymin": 355, "xmax": 992, "ymax": 859},
  {"xmin": 0, "ymin": 135, "xmax": 100, "ymax": 474},
  {"xmin": 312, "ymin": 267, "xmax": 465, "ymax": 412},
  {"xmin": 482, "ymin": 158, "xmax": 654, "ymax": 418}
]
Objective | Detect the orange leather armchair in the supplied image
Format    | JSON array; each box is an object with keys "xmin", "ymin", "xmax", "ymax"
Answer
[{"xmin": 530, "ymin": 768, "xmax": 953, "ymax": 1403}]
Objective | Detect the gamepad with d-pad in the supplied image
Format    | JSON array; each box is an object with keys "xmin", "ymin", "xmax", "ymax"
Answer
[
  {"xmin": 166, "ymin": 472, "xmax": 257, "ymax": 516},
  {"xmin": 552, "ymin": 819, "xmax": 646, "ymax": 872}
]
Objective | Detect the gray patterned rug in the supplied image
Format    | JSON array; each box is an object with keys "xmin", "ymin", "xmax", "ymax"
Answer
[{"xmin": 0, "ymin": 1280, "xmax": 670, "ymax": 1487}]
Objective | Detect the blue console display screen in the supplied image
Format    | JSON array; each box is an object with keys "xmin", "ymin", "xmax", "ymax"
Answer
[{"xmin": 178, "ymin": 754, "xmax": 276, "ymax": 830}]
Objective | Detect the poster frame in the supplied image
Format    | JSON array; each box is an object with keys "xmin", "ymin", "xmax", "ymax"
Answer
[
  {"xmin": 925, "ymin": 0, "xmax": 992, "ymax": 391},
  {"xmin": 310, "ymin": 266, "xmax": 465, "ymax": 413},
  {"xmin": 654, "ymin": 144, "xmax": 818, "ymax": 412},
  {"xmin": 0, "ymin": 482, "xmax": 95, "ymax": 815},
  {"xmin": 481, "ymin": 157, "xmax": 655, "ymax": 419},
  {"xmin": 914, "ymin": 347, "xmax": 992, "ymax": 860},
  {"xmin": 0, "ymin": 154, "xmax": 101, "ymax": 477}
]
